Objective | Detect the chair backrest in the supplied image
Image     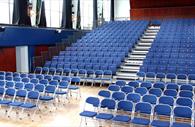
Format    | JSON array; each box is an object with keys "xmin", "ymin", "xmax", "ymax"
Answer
[
  {"xmin": 108, "ymin": 85, "xmax": 120, "ymax": 92},
  {"xmin": 174, "ymin": 106, "xmax": 192, "ymax": 119},
  {"xmin": 127, "ymin": 81, "xmax": 139, "ymax": 88},
  {"xmin": 100, "ymin": 98, "xmax": 116, "ymax": 109},
  {"xmin": 98, "ymin": 90, "xmax": 111, "ymax": 98},
  {"xmin": 164, "ymin": 89, "xmax": 177, "ymax": 98},
  {"xmin": 135, "ymin": 102, "xmax": 152, "ymax": 114},
  {"xmin": 126, "ymin": 93, "xmax": 141, "ymax": 103},
  {"xmin": 149, "ymin": 88, "xmax": 162, "ymax": 97},
  {"xmin": 6, "ymin": 81, "xmax": 14, "ymax": 88},
  {"xmin": 28, "ymin": 91, "xmax": 40, "ymax": 100},
  {"xmin": 153, "ymin": 82, "xmax": 165, "ymax": 91},
  {"xmin": 179, "ymin": 90, "xmax": 193, "ymax": 99},
  {"xmin": 176, "ymin": 97, "xmax": 192, "ymax": 108},
  {"xmin": 39, "ymin": 79, "xmax": 48, "ymax": 85},
  {"xmin": 86, "ymin": 97, "xmax": 100, "ymax": 107},
  {"xmin": 142, "ymin": 94, "xmax": 157, "ymax": 105},
  {"xmin": 6, "ymin": 88, "xmax": 15, "ymax": 96},
  {"xmin": 121, "ymin": 86, "xmax": 134, "ymax": 94},
  {"xmin": 45, "ymin": 85, "xmax": 56, "ymax": 94},
  {"xmin": 140, "ymin": 82, "xmax": 152, "ymax": 89},
  {"xmin": 166, "ymin": 83, "xmax": 179, "ymax": 91},
  {"xmin": 135, "ymin": 87, "xmax": 147, "ymax": 96},
  {"xmin": 49, "ymin": 80, "xmax": 59, "ymax": 86},
  {"xmin": 159, "ymin": 96, "xmax": 174, "ymax": 106},
  {"xmin": 22, "ymin": 77, "xmax": 30, "ymax": 83},
  {"xmin": 61, "ymin": 76, "xmax": 71, "ymax": 82},
  {"xmin": 16, "ymin": 89, "xmax": 27, "ymax": 98},
  {"xmin": 24, "ymin": 83, "xmax": 34, "ymax": 91},
  {"xmin": 35, "ymin": 84, "xmax": 45, "ymax": 92},
  {"xmin": 180, "ymin": 84, "xmax": 193, "ymax": 91},
  {"xmin": 117, "ymin": 100, "xmax": 133, "ymax": 112},
  {"xmin": 15, "ymin": 82, "xmax": 24, "ymax": 89},
  {"xmin": 30, "ymin": 78, "xmax": 39, "ymax": 84},
  {"xmin": 0, "ymin": 80, "xmax": 5, "ymax": 87},
  {"xmin": 71, "ymin": 77, "xmax": 80, "ymax": 83},
  {"xmin": 112, "ymin": 91, "xmax": 125, "ymax": 101},
  {"xmin": 116, "ymin": 80, "xmax": 126, "ymax": 87},
  {"xmin": 154, "ymin": 104, "xmax": 171, "ymax": 116}
]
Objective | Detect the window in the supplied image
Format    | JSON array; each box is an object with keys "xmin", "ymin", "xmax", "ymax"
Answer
[
  {"xmin": 45, "ymin": 0, "xmax": 63, "ymax": 27},
  {"xmin": 0, "ymin": 0, "xmax": 13, "ymax": 24}
]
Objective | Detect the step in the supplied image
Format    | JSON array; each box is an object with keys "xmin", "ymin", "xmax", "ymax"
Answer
[
  {"xmin": 114, "ymin": 76, "xmax": 137, "ymax": 82},
  {"xmin": 137, "ymin": 42, "xmax": 152, "ymax": 46},
  {"xmin": 146, "ymin": 29, "xmax": 159, "ymax": 33},
  {"xmin": 148, "ymin": 26, "xmax": 160, "ymax": 30},
  {"xmin": 144, "ymin": 32, "xmax": 158, "ymax": 36},
  {"xmin": 120, "ymin": 65, "xmax": 140, "ymax": 70},
  {"xmin": 116, "ymin": 72, "xmax": 137, "ymax": 77},
  {"xmin": 123, "ymin": 62, "xmax": 143, "ymax": 66},
  {"xmin": 134, "ymin": 46, "xmax": 150, "ymax": 51},
  {"xmin": 132, "ymin": 50, "xmax": 148, "ymax": 54},
  {"xmin": 128, "ymin": 54, "xmax": 146, "ymax": 58},
  {"xmin": 119, "ymin": 68, "xmax": 139, "ymax": 72},
  {"xmin": 142, "ymin": 35, "xmax": 156, "ymax": 39},
  {"xmin": 140, "ymin": 38, "xmax": 154, "ymax": 42}
]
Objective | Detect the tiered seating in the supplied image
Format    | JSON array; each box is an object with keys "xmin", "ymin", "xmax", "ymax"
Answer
[
  {"xmin": 139, "ymin": 19, "xmax": 195, "ymax": 82},
  {"xmin": 80, "ymin": 80, "xmax": 194, "ymax": 127},
  {"xmin": 36, "ymin": 21, "xmax": 149, "ymax": 85},
  {"xmin": 0, "ymin": 71, "xmax": 81, "ymax": 120}
]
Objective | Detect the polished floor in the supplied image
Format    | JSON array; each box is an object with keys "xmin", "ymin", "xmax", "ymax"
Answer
[{"xmin": 0, "ymin": 86, "xmax": 111, "ymax": 127}]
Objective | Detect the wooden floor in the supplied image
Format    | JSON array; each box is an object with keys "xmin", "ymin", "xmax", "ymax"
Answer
[{"xmin": 0, "ymin": 86, "xmax": 109, "ymax": 127}]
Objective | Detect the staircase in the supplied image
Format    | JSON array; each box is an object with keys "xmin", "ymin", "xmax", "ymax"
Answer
[{"xmin": 113, "ymin": 25, "xmax": 160, "ymax": 82}]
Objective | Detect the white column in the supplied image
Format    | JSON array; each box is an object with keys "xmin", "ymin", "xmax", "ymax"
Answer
[
  {"xmin": 31, "ymin": 0, "xmax": 37, "ymax": 26},
  {"xmin": 16, "ymin": 46, "xmax": 29, "ymax": 73}
]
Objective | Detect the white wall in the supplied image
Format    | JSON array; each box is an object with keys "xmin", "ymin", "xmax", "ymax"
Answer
[
  {"xmin": 114, "ymin": 0, "xmax": 130, "ymax": 20},
  {"xmin": 16, "ymin": 46, "xmax": 29, "ymax": 73}
]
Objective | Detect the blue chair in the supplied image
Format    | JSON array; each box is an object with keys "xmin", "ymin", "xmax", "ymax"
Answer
[
  {"xmin": 159, "ymin": 96, "xmax": 174, "ymax": 106},
  {"xmin": 63, "ymin": 68, "xmax": 71, "ymax": 76},
  {"xmin": 164, "ymin": 89, "xmax": 177, "ymax": 98},
  {"xmin": 126, "ymin": 93, "xmax": 141, "ymax": 103},
  {"xmin": 21, "ymin": 77, "xmax": 30, "ymax": 83},
  {"xmin": 179, "ymin": 90, "xmax": 193, "ymax": 99},
  {"xmin": 0, "ymin": 71, "xmax": 5, "ymax": 76},
  {"xmin": 156, "ymin": 73, "xmax": 166, "ymax": 82},
  {"xmin": 0, "ymin": 75, "xmax": 5, "ymax": 80},
  {"xmin": 20, "ymin": 73, "xmax": 28, "ymax": 78},
  {"xmin": 177, "ymin": 74, "xmax": 188, "ymax": 84},
  {"xmin": 137, "ymin": 72, "xmax": 145, "ymax": 81},
  {"xmin": 96, "ymin": 99, "xmax": 115, "ymax": 121},
  {"xmin": 135, "ymin": 87, "xmax": 147, "ymax": 96},
  {"xmin": 115, "ymin": 80, "xmax": 126, "ymax": 87},
  {"xmin": 166, "ymin": 83, "xmax": 179, "ymax": 91},
  {"xmin": 102, "ymin": 70, "xmax": 112, "ymax": 85},
  {"xmin": 28, "ymin": 74, "xmax": 36, "ymax": 79},
  {"xmin": 180, "ymin": 84, "xmax": 193, "ymax": 91},
  {"xmin": 166, "ymin": 73, "xmax": 177, "ymax": 83},
  {"xmin": 86, "ymin": 70, "xmax": 95, "ymax": 86},
  {"xmin": 121, "ymin": 86, "xmax": 134, "ymax": 94},
  {"xmin": 108, "ymin": 85, "xmax": 120, "ymax": 92},
  {"xmin": 188, "ymin": 74, "xmax": 195, "ymax": 84},
  {"xmin": 140, "ymin": 82, "xmax": 152, "ymax": 89},
  {"xmin": 151, "ymin": 104, "xmax": 172, "ymax": 127},
  {"xmin": 127, "ymin": 81, "xmax": 139, "ymax": 88},
  {"xmin": 56, "ymin": 68, "xmax": 63, "ymax": 75},
  {"xmin": 111, "ymin": 91, "xmax": 125, "ymax": 101},
  {"xmin": 30, "ymin": 78, "xmax": 39, "ymax": 85},
  {"xmin": 149, "ymin": 88, "xmax": 162, "ymax": 97},
  {"xmin": 35, "ymin": 84, "xmax": 54, "ymax": 102},
  {"xmin": 69, "ymin": 77, "xmax": 81, "ymax": 98},
  {"xmin": 78, "ymin": 69, "xmax": 87, "ymax": 86},
  {"xmin": 131, "ymin": 102, "xmax": 152, "ymax": 126},
  {"xmin": 44, "ymin": 75, "xmax": 53, "ymax": 81},
  {"xmin": 80, "ymin": 97, "xmax": 99, "ymax": 125},
  {"xmin": 112, "ymin": 100, "xmax": 133, "ymax": 123},
  {"xmin": 39, "ymin": 79, "xmax": 48, "ymax": 85},
  {"xmin": 98, "ymin": 90, "xmax": 111, "ymax": 98},
  {"xmin": 172, "ymin": 106, "xmax": 193, "ymax": 127},
  {"xmin": 13, "ymin": 77, "xmax": 21, "ymax": 82},
  {"xmin": 176, "ymin": 97, "xmax": 192, "ymax": 108},
  {"xmin": 146, "ymin": 72, "xmax": 156, "ymax": 82},
  {"xmin": 49, "ymin": 68, "xmax": 56, "ymax": 75},
  {"xmin": 0, "ymin": 80, "xmax": 5, "ymax": 88},
  {"xmin": 142, "ymin": 94, "xmax": 157, "ymax": 105},
  {"xmin": 6, "ymin": 76, "xmax": 13, "ymax": 81},
  {"xmin": 94, "ymin": 70, "xmax": 104, "ymax": 86},
  {"xmin": 52, "ymin": 75, "xmax": 62, "ymax": 81},
  {"xmin": 24, "ymin": 83, "xmax": 34, "ymax": 91},
  {"xmin": 5, "ymin": 81, "xmax": 14, "ymax": 88},
  {"xmin": 61, "ymin": 76, "xmax": 71, "ymax": 82},
  {"xmin": 153, "ymin": 82, "xmax": 165, "ymax": 91},
  {"xmin": 36, "ymin": 74, "xmax": 44, "ymax": 80},
  {"xmin": 15, "ymin": 82, "xmax": 24, "ymax": 90}
]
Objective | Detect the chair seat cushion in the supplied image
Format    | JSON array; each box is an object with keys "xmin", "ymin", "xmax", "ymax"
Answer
[
  {"xmin": 20, "ymin": 102, "xmax": 36, "ymax": 108},
  {"xmin": 9, "ymin": 101, "xmax": 23, "ymax": 106},
  {"xmin": 151, "ymin": 120, "xmax": 170, "ymax": 127},
  {"xmin": 0, "ymin": 100, "xmax": 11, "ymax": 104},
  {"xmin": 68, "ymin": 85, "xmax": 79, "ymax": 90},
  {"xmin": 171, "ymin": 122, "xmax": 192, "ymax": 127},
  {"xmin": 56, "ymin": 91, "xmax": 67, "ymax": 95},
  {"xmin": 112, "ymin": 115, "xmax": 131, "ymax": 122},
  {"xmin": 96, "ymin": 113, "xmax": 113, "ymax": 120},
  {"xmin": 131, "ymin": 117, "xmax": 150, "ymax": 125},
  {"xmin": 39, "ymin": 96, "xmax": 54, "ymax": 101},
  {"xmin": 80, "ymin": 111, "xmax": 97, "ymax": 117}
]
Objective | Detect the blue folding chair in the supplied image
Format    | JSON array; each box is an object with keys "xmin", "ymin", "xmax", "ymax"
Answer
[
  {"xmin": 164, "ymin": 89, "xmax": 177, "ymax": 98},
  {"xmin": 108, "ymin": 85, "xmax": 120, "ymax": 92},
  {"xmin": 151, "ymin": 104, "xmax": 172, "ymax": 127},
  {"xmin": 126, "ymin": 93, "xmax": 141, "ymax": 103},
  {"xmin": 115, "ymin": 80, "xmax": 126, "ymax": 87},
  {"xmin": 127, "ymin": 81, "xmax": 139, "ymax": 88},
  {"xmin": 80, "ymin": 97, "xmax": 99, "ymax": 125},
  {"xmin": 172, "ymin": 106, "xmax": 193, "ymax": 127},
  {"xmin": 140, "ymin": 82, "xmax": 152, "ymax": 89},
  {"xmin": 111, "ymin": 91, "xmax": 125, "ymax": 101},
  {"xmin": 121, "ymin": 86, "xmax": 134, "ymax": 94},
  {"xmin": 159, "ymin": 96, "xmax": 174, "ymax": 106},
  {"xmin": 153, "ymin": 82, "xmax": 165, "ymax": 91},
  {"xmin": 142, "ymin": 94, "xmax": 157, "ymax": 105},
  {"xmin": 135, "ymin": 87, "xmax": 147, "ymax": 96},
  {"xmin": 131, "ymin": 102, "xmax": 152, "ymax": 126},
  {"xmin": 176, "ymin": 97, "xmax": 193, "ymax": 108},
  {"xmin": 149, "ymin": 88, "xmax": 162, "ymax": 97},
  {"xmin": 98, "ymin": 90, "xmax": 111, "ymax": 99},
  {"xmin": 112, "ymin": 100, "xmax": 133, "ymax": 124}
]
